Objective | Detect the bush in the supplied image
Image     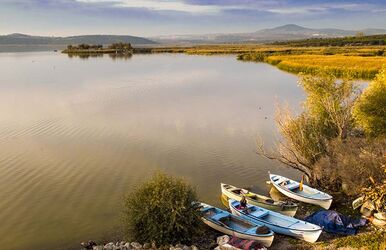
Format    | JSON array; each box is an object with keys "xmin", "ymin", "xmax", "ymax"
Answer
[
  {"xmin": 353, "ymin": 67, "xmax": 386, "ymax": 137},
  {"xmin": 314, "ymin": 137, "xmax": 386, "ymax": 194},
  {"xmin": 123, "ymin": 173, "xmax": 201, "ymax": 245}
]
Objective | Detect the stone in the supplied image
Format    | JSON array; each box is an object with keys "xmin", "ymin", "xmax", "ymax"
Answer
[
  {"xmin": 191, "ymin": 245, "xmax": 199, "ymax": 250},
  {"xmin": 104, "ymin": 242, "xmax": 115, "ymax": 250},
  {"xmin": 93, "ymin": 246, "xmax": 104, "ymax": 250},
  {"xmin": 183, "ymin": 246, "xmax": 191, "ymax": 250},
  {"xmin": 131, "ymin": 242, "xmax": 142, "ymax": 249},
  {"xmin": 143, "ymin": 243, "xmax": 151, "ymax": 249},
  {"xmin": 123, "ymin": 242, "xmax": 131, "ymax": 249}
]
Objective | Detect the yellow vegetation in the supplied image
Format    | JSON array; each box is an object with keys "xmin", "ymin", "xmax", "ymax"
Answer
[{"xmin": 265, "ymin": 55, "xmax": 386, "ymax": 79}]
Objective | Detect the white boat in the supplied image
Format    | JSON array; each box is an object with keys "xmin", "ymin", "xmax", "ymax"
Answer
[
  {"xmin": 269, "ymin": 173, "xmax": 333, "ymax": 209},
  {"xmin": 199, "ymin": 202, "xmax": 274, "ymax": 247},
  {"xmin": 228, "ymin": 199, "xmax": 322, "ymax": 243},
  {"xmin": 221, "ymin": 183, "xmax": 298, "ymax": 217}
]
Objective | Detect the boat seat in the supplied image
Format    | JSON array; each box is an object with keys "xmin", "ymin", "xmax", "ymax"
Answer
[
  {"xmin": 211, "ymin": 213, "xmax": 228, "ymax": 221},
  {"xmin": 253, "ymin": 210, "xmax": 269, "ymax": 218},
  {"xmin": 245, "ymin": 227, "xmax": 258, "ymax": 234},
  {"xmin": 286, "ymin": 182, "xmax": 300, "ymax": 190}
]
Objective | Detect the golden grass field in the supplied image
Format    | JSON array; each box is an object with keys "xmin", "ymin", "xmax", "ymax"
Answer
[
  {"xmin": 264, "ymin": 54, "xmax": 386, "ymax": 79},
  {"xmin": 135, "ymin": 44, "xmax": 386, "ymax": 79}
]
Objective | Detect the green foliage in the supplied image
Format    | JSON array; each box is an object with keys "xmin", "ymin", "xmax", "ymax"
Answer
[
  {"xmin": 123, "ymin": 173, "xmax": 201, "ymax": 246},
  {"xmin": 266, "ymin": 73, "xmax": 360, "ymax": 182},
  {"xmin": 272, "ymin": 34, "xmax": 386, "ymax": 47},
  {"xmin": 300, "ymin": 72, "xmax": 359, "ymax": 139},
  {"xmin": 353, "ymin": 68, "xmax": 386, "ymax": 137},
  {"xmin": 333, "ymin": 232, "xmax": 386, "ymax": 250}
]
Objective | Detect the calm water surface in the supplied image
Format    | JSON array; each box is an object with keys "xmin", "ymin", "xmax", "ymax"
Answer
[{"xmin": 0, "ymin": 52, "xmax": 304, "ymax": 249}]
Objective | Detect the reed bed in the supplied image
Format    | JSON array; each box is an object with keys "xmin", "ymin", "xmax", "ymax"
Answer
[{"xmin": 263, "ymin": 55, "xmax": 386, "ymax": 79}]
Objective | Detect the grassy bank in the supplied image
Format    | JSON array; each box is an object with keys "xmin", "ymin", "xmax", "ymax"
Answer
[
  {"xmin": 134, "ymin": 45, "xmax": 386, "ymax": 79},
  {"xmin": 263, "ymin": 55, "xmax": 386, "ymax": 79}
]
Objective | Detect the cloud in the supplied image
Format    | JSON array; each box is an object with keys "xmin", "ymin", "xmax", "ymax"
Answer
[{"xmin": 76, "ymin": 0, "xmax": 222, "ymax": 14}]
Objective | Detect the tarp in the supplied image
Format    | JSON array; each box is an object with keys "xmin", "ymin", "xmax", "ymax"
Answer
[{"xmin": 305, "ymin": 210, "xmax": 367, "ymax": 235}]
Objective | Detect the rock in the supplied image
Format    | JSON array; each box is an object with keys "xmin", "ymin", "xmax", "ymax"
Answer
[
  {"xmin": 104, "ymin": 242, "xmax": 115, "ymax": 250},
  {"xmin": 93, "ymin": 246, "xmax": 104, "ymax": 250},
  {"xmin": 182, "ymin": 246, "xmax": 191, "ymax": 250},
  {"xmin": 191, "ymin": 246, "xmax": 199, "ymax": 250},
  {"xmin": 143, "ymin": 243, "xmax": 151, "ymax": 249},
  {"xmin": 175, "ymin": 244, "xmax": 184, "ymax": 248},
  {"xmin": 120, "ymin": 241, "xmax": 127, "ymax": 246},
  {"xmin": 131, "ymin": 242, "xmax": 142, "ymax": 249}
]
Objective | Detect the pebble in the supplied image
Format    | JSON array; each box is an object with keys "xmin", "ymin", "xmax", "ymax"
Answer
[
  {"xmin": 82, "ymin": 241, "xmax": 199, "ymax": 250},
  {"xmin": 131, "ymin": 242, "xmax": 142, "ymax": 249}
]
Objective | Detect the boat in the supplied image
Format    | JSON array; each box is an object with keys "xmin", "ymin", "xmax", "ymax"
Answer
[
  {"xmin": 198, "ymin": 202, "xmax": 274, "ymax": 247},
  {"xmin": 269, "ymin": 173, "xmax": 333, "ymax": 209},
  {"xmin": 228, "ymin": 199, "xmax": 322, "ymax": 243},
  {"xmin": 221, "ymin": 183, "xmax": 298, "ymax": 217}
]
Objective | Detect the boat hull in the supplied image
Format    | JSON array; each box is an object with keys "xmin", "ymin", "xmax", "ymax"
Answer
[
  {"xmin": 201, "ymin": 217, "xmax": 274, "ymax": 247},
  {"xmin": 269, "ymin": 174, "xmax": 332, "ymax": 209},
  {"xmin": 229, "ymin": 205, "xmax": 322, "ymax": 243}
]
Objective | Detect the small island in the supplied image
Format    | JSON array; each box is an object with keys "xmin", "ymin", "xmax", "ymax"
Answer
[{"xmin": 62, "ymin": 42, "xmax": 133, "ymax": 55}]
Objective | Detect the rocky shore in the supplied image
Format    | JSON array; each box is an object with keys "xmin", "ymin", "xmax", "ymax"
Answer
[{"xmin": 81, "ymin": 241, "xmax": 200, "ymax": 250}]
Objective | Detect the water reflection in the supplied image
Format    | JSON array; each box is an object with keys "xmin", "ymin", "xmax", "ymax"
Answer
[
  {"xmin": 66, "ymin": 52, "xmax": 132, "ymax": 60},
  {"xmin": 0, "ymin": 52, "xmax": 304, "ymax": 250}
]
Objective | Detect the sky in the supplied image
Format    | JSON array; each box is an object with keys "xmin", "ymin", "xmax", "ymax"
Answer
[{"xmin": 1, "ymin": 0, "xmax": 386, "ymax": 37}]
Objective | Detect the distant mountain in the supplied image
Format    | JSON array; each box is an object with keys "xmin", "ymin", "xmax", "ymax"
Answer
[
  {"xmin": 151, "ymin": 24, "xmax": 386, "ymax": 44},
  {"xmin": 0, "ymin": 34, "xmax": 156, "ymax": 45}
]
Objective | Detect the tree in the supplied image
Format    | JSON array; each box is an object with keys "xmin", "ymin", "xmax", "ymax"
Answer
[
  {"xmin": 353, "ymin": 68, "xmax": 386, "ymax": 137},
  {"xmin": 123, "ymin": 172, "xmax": 201, "ymax": 246},
  {"xmin": 257, "ymin": 72, "xmax": 360, "ymax": 183}
]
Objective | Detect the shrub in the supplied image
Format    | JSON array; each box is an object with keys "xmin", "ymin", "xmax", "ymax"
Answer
[
  {"xmin": 353, "ymin": 67, "xmax": 386, "ymax": 137},
  {"xmin": 314, "ymin": 137, "xmax": 386, "ymax": 194},
  {"xmin": 123, "ymin": 173, "xmax": 201, "ymax": 246}
]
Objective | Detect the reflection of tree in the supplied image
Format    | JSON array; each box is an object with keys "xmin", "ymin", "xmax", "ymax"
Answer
[
  {"xmin": 67, "ymin": 53, "xmax": 103, "ymax": 60},
  {"xmin": 66, "ymin": 52, "xmax": 132, "ymax": 61},
  {"xmin": 108, "ymin": 53, "xmax": 132, "ymax": 61}
]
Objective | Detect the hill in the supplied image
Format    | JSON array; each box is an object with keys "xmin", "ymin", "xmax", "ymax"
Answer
[
  {"xmin": 151, "ymin": 24, "xmax": 386, "ymax": 44},
  {"xmin": 0, "ymin": 34, "xmax": 156, "ymax": 45}
]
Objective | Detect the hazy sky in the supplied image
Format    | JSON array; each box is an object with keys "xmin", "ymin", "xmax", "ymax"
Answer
[{"xmin": 1, "ymin": 0, "xmax": 386, "ymax": 37}]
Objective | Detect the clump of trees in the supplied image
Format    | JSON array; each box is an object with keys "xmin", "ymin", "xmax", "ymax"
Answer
[
  {"xmin": 258, "ymin": 69, "xmax": 386, "ymax": 194},
  {"xmin": 123, "ymin": 172, "xmax": 201, "ymax": 246},
  {"xmin": 67, "ymin": 44, "xmax": 103, "ymax": 50},
  {"xmin": 108, "ymin": 42, "xmax": 133, "ymax": 51}
]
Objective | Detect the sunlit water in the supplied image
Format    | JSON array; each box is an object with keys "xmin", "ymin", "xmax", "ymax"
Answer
[{"xmin": 0, "ymin": 51, "xmax": 305, "ymax": 249}]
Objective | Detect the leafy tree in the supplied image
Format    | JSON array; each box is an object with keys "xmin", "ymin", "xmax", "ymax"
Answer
[
  {"xmin": 353, "ymin": 68, "xmax": 386, "ymax": 137},
  {"xmin": 257, "ymin": 72, "xmax": 360, "ymax": 183},
  {"xmin": 123, "ymin": 172, "xmax": 201, "ymax": 246}
]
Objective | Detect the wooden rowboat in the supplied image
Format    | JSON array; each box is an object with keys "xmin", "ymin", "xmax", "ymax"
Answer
[
  {"xmin": 199, "ymin": 202, "xmax": 274, "ymax": 247},
  {"xmin": 221, "ymin": 183, "xmax": 298, "ymax": 217},
  {"xmin": 229, "ymin": 199, "xmax": 322, "ymax": 243},
  {"xmin": 269, "ymin": 173, "xmax": 333, "ymax": 209}
]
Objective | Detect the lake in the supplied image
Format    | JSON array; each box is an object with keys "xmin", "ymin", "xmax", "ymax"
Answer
[{"xmin": 0, "ymin": 51, "xmax": 304, "ymax": 249}]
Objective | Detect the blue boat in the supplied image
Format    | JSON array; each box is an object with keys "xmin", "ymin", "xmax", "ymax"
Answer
[
  {"xmin": 199, "ymin": 202, "xmax": 274, "ymax": 247},
  {"xmin": 229, "ymin": 199, "xmax": 322, "ymax": 243}
]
